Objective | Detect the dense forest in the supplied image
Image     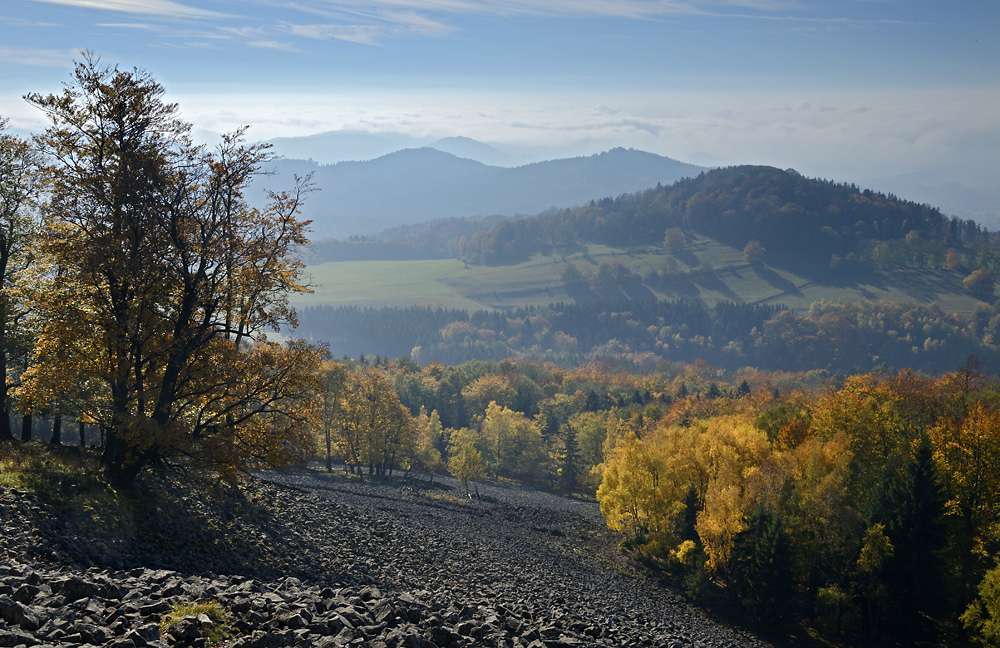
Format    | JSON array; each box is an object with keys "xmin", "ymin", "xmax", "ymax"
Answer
[
  {"xmin": 307, "ymin": 165, "xmax": 996, "ymax": 270},
  {"xmin": 299, "ymin": 297, "xmax": 1000, "ymax": 374},
  {"xmin": 304, "ymin": 214, "xmax": 512, "ymax": 263},
  {"xmin": 300, "ymin": 164, "xmax": 1000, "ymax": 378},
  {"xmin": 309, "ymin": 353, "xmax": 1000, "ymax": 645}
]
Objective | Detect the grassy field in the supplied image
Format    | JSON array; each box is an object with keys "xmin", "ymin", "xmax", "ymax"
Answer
[{"xmin": 295, "ymin": 234, "xmax": 983, "ymax": 315}]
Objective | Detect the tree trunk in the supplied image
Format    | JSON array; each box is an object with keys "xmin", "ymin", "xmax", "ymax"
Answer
[
  {"xmin": 325, "ymin": 427, "xmax": 332, "ymax": 472},
  {"xmin": 79, "ymin": 420, "xmax": 86, "ymax": 447},
  {"xmin": 50, "ymin": 415, "xmax": 62, "ymax": 445},
  {"xmin": 20, "ymin": 412, "xmax": 31, "ymax": 442},
  {"xmin": 0, "ymin": 333, "xmax": 10, "ymax": 441},
  {"xmin": 102, "ymin": 439, "xmax": 152, "ymax": 488}
]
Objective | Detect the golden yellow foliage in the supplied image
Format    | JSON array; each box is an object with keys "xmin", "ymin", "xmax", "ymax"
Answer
[
  {"xmin": 929, "ymin": 401, "xmax": 1000, "ymax": 560},
  {"xmin": 694, "ymin": 416, "xmax": 772, "ymax": 572},
  {"xmin": 24, "ymin": 59, "xmax": 321, "ymax": 484},
  {"xmin": 335, "ymin": 367, "xmax": 414, "ymax": 476},
  {"xmin": 462, "ymin": 374, "xmax": 516, "ymax": 422},
  {"xmin": 480, "ymin": 401, "xmax": 544, "ymax": 478}
]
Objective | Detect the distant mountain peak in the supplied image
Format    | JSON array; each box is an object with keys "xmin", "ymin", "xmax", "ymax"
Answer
[
  {"xmin": 428, "ymin": 136, "xmax": 510, "ymax": 166},
  {"xmin": 250, "ymin": 146, "xmax": 707, "ymax": 239}
]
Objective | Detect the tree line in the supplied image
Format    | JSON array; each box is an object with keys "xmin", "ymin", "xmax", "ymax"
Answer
[
  {"xmin": 304, "ymin": 215, "xmax": 510, "ymax": 263},
  {"xmin": 298, "ymin": 297, "xmax": 1000, "ymax": 374},
  {"xmin": 310, "ymin": 352, "xmax": 758, "ymax": 496}
]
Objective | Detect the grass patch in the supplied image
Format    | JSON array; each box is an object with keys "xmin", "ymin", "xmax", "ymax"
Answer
[
  {"xmin": 160, "ymin": 601, "xmax": 233, "ymax": 644},
  {"xmin": 0, "ymin": 441, "xmax": 137, "ymax": 561},
  {"xmin": 423, "ymin": 491, "xmax": 476, "ymax": 506},
  {"xmin": 0, "ymin": 441, "xmax": 111, "ymax": 504}
]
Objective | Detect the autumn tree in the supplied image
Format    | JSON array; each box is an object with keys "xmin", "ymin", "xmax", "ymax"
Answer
[
  {"xmin": 338, "ymin": 368, "xmax": 414, "ymax": 476},
  {"xmin": 0, "ymin": 119, "xmax": 39, "ymax": 441},
  {"xmin": 598, "ymin": 420, "xmax": 706, "ymax": 552},
  {"xmin": 461, "ymin": 374, "xmax": 515, "ymax": 423},
  {"xmin": 664, "ymin": 227, "xmax": 687, "ymax": 250},
  {"xmin": 317, "ymin": 362, "xmax": 350, "ymax": 471},
  {"xmin": 743, "ymin": 240, "xmax": 765, "ymax": 264},
  {"xmin": 930, "ymin": 401, "xmax": 1000, "ymax": 599},
  {"xmin": 480, "ymin": 401, "xmax": 544, "ymax": 479},
  {"xmin": 965, "ymin": 269, "xmax": 997, "ymax": 301},
  {"xmin": 781, "ymin": 433, "xmax": 860, "ymax": 590},
  {"xmin": 448, "ymin": 426, "xmax": 486, "ymax": 496},
  {"xmin": 853, "ymin": 523, "xmax": 895, "ymax": 638},
  {"xmin": 567, "ymin": 410, "xmax": 610, "ymax": 492},
  {"xmin": 25, "ymin": 58, "xmax": 321, "ymax": 484},
  {"xmin": 560, "ymin": 263, "xmax": 586, "ymax": 285},
  {"xmin": 410, "ymin": 407, "xmax": 446, "ymax": 482},
  {"xmin": 694, "ymin": 416, "xmax": 773, "ymax": 573},
  {"xmin": 962, "ymin": 565, "xmax": 1000, "ymax": 646}
]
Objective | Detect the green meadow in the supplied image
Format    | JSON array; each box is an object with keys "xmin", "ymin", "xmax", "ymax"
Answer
[{"xmin": 296, "ymin": 234, "xmax": 981, "ymax": 315}]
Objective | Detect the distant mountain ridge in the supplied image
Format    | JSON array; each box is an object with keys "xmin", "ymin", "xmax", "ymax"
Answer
[
  {"xmin": 257, "ymin": 129, "xmax": 1000, "ymax": 229},
  {"xmin": 251, "ymin": 148, "xmax": 705, "ymax": 239}
]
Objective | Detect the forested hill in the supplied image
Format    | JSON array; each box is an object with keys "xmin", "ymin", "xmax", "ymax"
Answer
[{"xmin": 460, "ymin": 165, "xmax": 986, "ymax": 270}]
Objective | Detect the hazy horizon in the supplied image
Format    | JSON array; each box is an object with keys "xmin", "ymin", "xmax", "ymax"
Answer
[{"xmin": 3, "ymin": 0, "xmax": 999, "ymax": 222}]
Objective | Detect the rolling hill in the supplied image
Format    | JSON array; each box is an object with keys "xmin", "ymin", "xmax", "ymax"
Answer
[{"xmin": 290, "ymin": 165, "xmax": 1000, "ymax": 372}]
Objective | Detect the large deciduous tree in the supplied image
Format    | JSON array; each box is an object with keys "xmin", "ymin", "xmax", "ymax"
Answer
[{"xmin": 24, "ymin": 58, "xmax": 320, "ymax": 484}]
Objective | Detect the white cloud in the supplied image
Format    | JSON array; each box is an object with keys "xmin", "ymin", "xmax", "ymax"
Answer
[
  {"xmin": 294, "ymin": 0, "xmax": 700, "ymax": 20},
  {"xmin": 282, "ymin": 23, "xmax": 386, "ymax": 45},
  {"xmin": 380, "ymin": 10, "xmax": 454, "ymax": 37},
  {"xmin": 164, "ymin": 87, "xmax": 1000, "ymax": 186},
  {"xmin": 26, "ymin": 0, "xmax": 227, "ymax": 19},
  {"xmin": 246, "ymin": 39, "xmax": 301, "ymax": 51},
  {"xmin": 265, "ymin": 0, "xmax": 913, "ymax": 25},
  {"xmin": 0, "ymin": 46, "xmax": 76, "ymax": 68},
  {"xmin": 96, "ymin": 22, "xmax": 162, "ymax": 29}
]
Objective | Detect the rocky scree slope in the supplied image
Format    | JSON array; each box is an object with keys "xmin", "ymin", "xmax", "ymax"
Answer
[{"xmin": 0, "ymin": 469, "xmax": 767, "ymax": 648}]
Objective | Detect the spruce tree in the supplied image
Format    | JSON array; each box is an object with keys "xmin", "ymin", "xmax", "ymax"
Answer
[
  {"xmin": 890, "ymin": 435, "xmax": 948, "ymax": 616},
  {"xmin": 869, "ymin": 434, "xmax": 947, "ymax": 623},
  {"xmin": 559, "ymin": 426, "xmax": 580, "ymax": 496},
  {"xmin": 731, "ymin": 508, "xmax": 794, "ymax": 628}
]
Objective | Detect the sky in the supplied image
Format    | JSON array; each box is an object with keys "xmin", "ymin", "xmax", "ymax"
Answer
[{"xmin": 2, "ymin": 0, "xmax": 999, "ymax": 199}]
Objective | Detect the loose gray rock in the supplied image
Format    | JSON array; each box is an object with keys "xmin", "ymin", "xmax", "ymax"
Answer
[{"xmin": 0, "ymin": 469, "xmax": 769, "ymax": 648}]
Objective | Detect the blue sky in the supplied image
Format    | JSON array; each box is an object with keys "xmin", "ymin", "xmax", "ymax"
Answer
[{"xmin": 2, "ymin": 0, "xmax": 999, "ymax": 195}]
